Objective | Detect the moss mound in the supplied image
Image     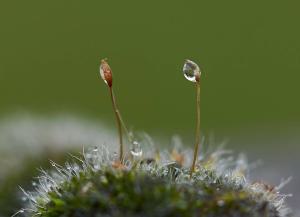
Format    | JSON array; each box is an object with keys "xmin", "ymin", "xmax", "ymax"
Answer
[
  {"xmin": 41, "ymin": 169, "xmax": 279, "ymax": 217},
  {"xmin": 17, "ymin": 146, "xmax": 292, "ymax": 217}
]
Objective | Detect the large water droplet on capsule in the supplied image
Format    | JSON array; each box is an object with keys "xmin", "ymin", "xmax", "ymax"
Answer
[
  {"xmin": 130, "ymin": 141, "xmax": 143, "ymax": 157},
  {"xmin": 183, "ymin": 59, "xmax": 201, "ymax": 82}
]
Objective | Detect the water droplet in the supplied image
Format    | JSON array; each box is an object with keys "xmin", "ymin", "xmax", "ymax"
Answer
[
  {"xmin": 21, "ymin": 197, "xmax": 27, "ymax": 201},
  {"xmin": 183, "ymin": 59, "xmax": 201, "ymax": 82},
  {"xmin": 93, "ymin": 164, "xmax": 100, "ymax": 170},
  {"xmin": 32, "ymin": 182, "xmax": 37, "ymax": 186},
  {"xmin": 112, "ymin": 152, "xmax": 118, "ymax": 161},
  {"xmin": 93, "ymin": 147, "xmax": 98, "ymax": 152},
  {"xmin": 217, "ymin": 200, "xmax": 225, "ymax": 207},
  {"xmin": 130, "ymin": 141, "xmax": 143, "ymax": 157},
  {"xmin": 19, "ymin": 209, "xmax": 24, "ymax": 213}
]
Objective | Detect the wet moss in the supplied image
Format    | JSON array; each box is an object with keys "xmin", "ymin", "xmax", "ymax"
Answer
[{"xmin": 36, "ymin": 169, "xmax": 281, "ymax": 217}]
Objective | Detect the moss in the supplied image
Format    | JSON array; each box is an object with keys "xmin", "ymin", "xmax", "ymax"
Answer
[
  {"xmin": 18, "ymin": 146, "xmax": 292, "ymax": 217},
  {"xmin": 0, "ymin": 151, "xmax": 72, "ymax": 216},
  {"xmin": 37, "ymin": 169, "xmax": 279, "ymax": 217}
]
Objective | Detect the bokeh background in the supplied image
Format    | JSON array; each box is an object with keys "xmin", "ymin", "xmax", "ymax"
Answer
[{"xmin": 0, "ymin": 0, "xmax": 299, "ymax": 215}]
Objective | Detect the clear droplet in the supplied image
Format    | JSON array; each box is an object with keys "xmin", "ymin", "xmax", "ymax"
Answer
[
  {"xmin": 130, "ymin": 141, "xmax": 143, "ymax": 157},
  {"xmin": 93, "ymin": 147, "xmax": 98, "ymax": 152},
  {"xmin": 217, "ymin": 200, "xmax": 225, "ymax": 207},
  {"xmin": 183, "ymin": 59, "xmax": 201, "ymax": 82},
  {"xmin": 32, "ymin": 181, "xmax": 37, "ymax": 187},
  {"xmin": 112, "ymin": 152, "xmax": 118, "ymax": 161},
  {"xmin": 93, "ymin": 164, "xmax": 100, "ymax": 170}
]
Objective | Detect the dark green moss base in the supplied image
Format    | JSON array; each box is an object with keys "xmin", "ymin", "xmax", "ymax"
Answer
[{"xmin": 38, "ymin": 169, "xmax": 279, "ymax": 217}]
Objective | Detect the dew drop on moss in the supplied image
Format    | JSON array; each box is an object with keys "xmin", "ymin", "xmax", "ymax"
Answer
[
  {"xmin": 217, "ymin": 200, "xmax": 225, "ymax": 207},
  {"xmin": 130, "ymin": 141, "xmax": 143, "ymax": 157}
]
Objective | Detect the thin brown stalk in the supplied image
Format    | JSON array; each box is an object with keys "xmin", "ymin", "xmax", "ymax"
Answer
[
  {"xmin": 108, "ymin": 87, "xmax": 123, "ymax": 162},
  {"xmin": 190, "ymin": 82, "xmax": 201, "ymax": 178}
]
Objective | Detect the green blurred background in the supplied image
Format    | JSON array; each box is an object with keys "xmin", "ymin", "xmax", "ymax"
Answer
[
  {"xmin": 1, "ymin": 0, "xmax": 299, "ymax": 135},
  {"xmin": 0, "ymin": 0, "xmax": 299, "ymax": 213}
]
